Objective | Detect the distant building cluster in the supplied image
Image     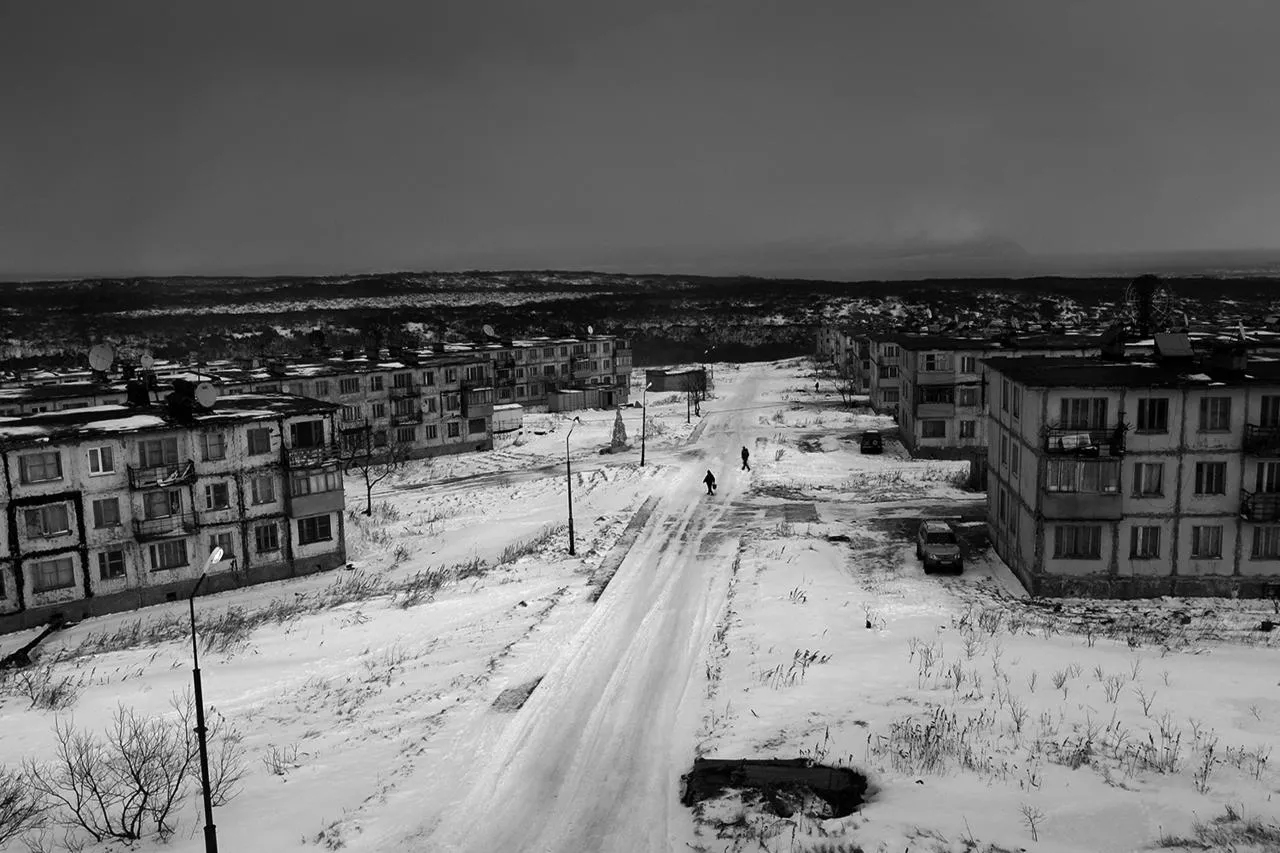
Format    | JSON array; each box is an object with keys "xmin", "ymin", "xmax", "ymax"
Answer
[
  {"xmin": 819, "ymin": 317, "xmax": 1280, "ymax": 599},
  {"xmin": 0, "ymin": 334, "xmax": 633, "ymax": 632}
]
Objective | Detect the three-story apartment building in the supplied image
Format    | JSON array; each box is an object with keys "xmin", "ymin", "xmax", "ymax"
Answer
[
  {"xmin": 0, "ymin": 393, "xmax": 346, "ymax": 632},
  {"xmin": 985, "ymin": 340, "xmax": 1280, "ymax": 598},
  {"xmin": 867, "ymin": 339, "xmax": 902, "ymax": 414}
]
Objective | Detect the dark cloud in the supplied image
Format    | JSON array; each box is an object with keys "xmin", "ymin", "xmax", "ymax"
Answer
[{"xmin": 2, "ymin": 0, "xmax": 1278, "ymax": 277}]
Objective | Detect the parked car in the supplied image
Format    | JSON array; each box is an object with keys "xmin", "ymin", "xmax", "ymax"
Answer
[
  {"xmin": 860, "ymin": 430, "xmax": 883, "ymax": 454},
  {"xmin": 916, "ymin": 520, "xmax": 963, "ymax": 573}
]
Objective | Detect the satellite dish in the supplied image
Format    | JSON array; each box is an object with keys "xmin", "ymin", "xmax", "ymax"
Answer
[
  {"xmin": 482, "ymin": 324, "xmax": 496, "ymax": 338},
  {"xmin": 140, "ymin": 354, "xmax": 156, "ymax": 370},
  {"xmin": 88, "ymin": 344, "xmax": 115, "ymax": 372},
  {"xmin": 194, "ymin": 382, "xmax": 219, "ymax": 409},
  {"xmin": 586, "ymin": 325, "xmax": 594, "ymax": 335}
]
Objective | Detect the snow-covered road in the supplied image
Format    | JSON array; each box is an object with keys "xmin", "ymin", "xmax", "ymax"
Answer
[{"xmin": 424, "ymin": 369, "xmax": 762, "ymax": 852}]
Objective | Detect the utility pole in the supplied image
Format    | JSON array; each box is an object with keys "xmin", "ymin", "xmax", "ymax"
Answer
[
  {"xmin": 640, "ymin": 382, "xmax": 652, "ymax": 466},
  {"xmin": 188, "ymin": 548, "xmax": 224, "ymax": 853},
  {"xmin": 565, "ymin": 417, "xmax": 581, "ymax": 555}
]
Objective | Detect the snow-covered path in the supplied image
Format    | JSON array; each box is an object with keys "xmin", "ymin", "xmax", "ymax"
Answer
[{"xmin": 423, "ymin": 371, "xmax": 761, "ymax": 853}]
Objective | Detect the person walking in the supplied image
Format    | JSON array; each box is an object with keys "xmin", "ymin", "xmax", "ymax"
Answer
[
  {"xmin": 703, "ymin": 469, "xmax": 717, "ymax": 495},
  {"xmin": 741, "ymin": 446, "xmax": 750, "ymax": 471}
]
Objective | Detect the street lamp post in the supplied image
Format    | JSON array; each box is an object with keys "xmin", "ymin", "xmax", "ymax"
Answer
[
  {"xmin": 565, "ymin": 416, "xmax": 581, "ymax": 555},
  {"xmin": 189, "ymin": 546, "xmax": 224, "ymax": 853},
  {"xmin": 640, "ymin": 381, "xmax": 652, "ymax": 466}
]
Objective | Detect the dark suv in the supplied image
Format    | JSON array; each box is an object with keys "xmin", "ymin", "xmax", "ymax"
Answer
[
  {"xmin": 860, "ymin": 430, "xmax": 883, "ymax": 454},
  {"xmin": 916, "ymin": 520, "xmax": 963, "ymax": 573}
]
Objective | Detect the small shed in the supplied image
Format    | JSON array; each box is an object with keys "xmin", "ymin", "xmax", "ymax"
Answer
[{"xmin": 492, "ymin": 403, "xmax": 524, "ymax": 435}]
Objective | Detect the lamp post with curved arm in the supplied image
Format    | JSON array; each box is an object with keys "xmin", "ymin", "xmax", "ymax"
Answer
[
  {"xmin": 566, "ymin": 416, "xmax": 582, "ymax": 555},
  {"xmin": 189, "ymin": 546, "xmax": 225, "ymax": 853}
]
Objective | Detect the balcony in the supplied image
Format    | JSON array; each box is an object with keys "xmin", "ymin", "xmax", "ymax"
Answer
[
  {"xmin": 128, "ymin": 459, "xmax": 196, "ymax": 490},
  {"xmin": 286, "ymin": 488, "xmax": 345, "ymax": 518},
  {"xmin": 133, "ymin": 512, "xmax": 200, "ymax": 542},
  {"xmin": 1241, "ymin": 490, "xmax": 1280, "ymax": 522},
  {"xmin": 915, "ymin": 402, "xmax": 956, "ymax": 418},
  {"xmin": 1043, "ymin": 427, "xmax": 1126, "ymax": 457},
  {"xmin": 1042, "ymin": 491, "xmax": 1123, "ymax": 520},
  {"xmin": 1244, "ymin": 424, "xmax": 1280, "ymax": 456},
  {"xmin": 389, "ymin": 384, "xmax": 420, "ymax": 399},
  {"xmin": 285, "ymin": 445, "xmax": 340, "ymax": 469},
  {"xmin": 391, "ymin": 411, "xmax": 423, "ymax": 426}
]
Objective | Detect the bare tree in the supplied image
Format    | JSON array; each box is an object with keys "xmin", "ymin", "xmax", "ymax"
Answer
[
  {"xmin": 0, "ymin": 765, "xmax": 45, "ymax": 846},
  {"xmin": 339, "ymin": 422, "xmax": 409, "ymax": 516},
  {"xmin": 834, "ymin": 363, "xmax": 860, "ymax": 406}
]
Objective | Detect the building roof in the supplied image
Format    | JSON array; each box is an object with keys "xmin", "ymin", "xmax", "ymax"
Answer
[
  {"xmin": 985, "ymin": 355, "xmax": 1280, "ymax": 389},
  {"xmin": 882, "ymin": 332, "xmax": 1103, "ymax": 352},
  {"xmin": 0, "ymin": 381, "xmax": 126, "ymax": 404},
  {"xmin": 0, "ymin": 393, "xmax": 335, "ymax": 449}
]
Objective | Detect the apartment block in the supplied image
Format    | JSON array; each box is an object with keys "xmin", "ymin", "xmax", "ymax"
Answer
[
  {"xmin": 985, "ymin": 339, "xmax": 1280, "ymax": 598},
  {"xmin": 0, "ymin": 393, "xmax": 346, "ymax": 632},
  {"xmin": 893, "ymin": 333, "xmax": 1102, "ymax": 458},
  {"xmin": 867, "ymin": 338, "xmax": 902, "ymax": 414}
]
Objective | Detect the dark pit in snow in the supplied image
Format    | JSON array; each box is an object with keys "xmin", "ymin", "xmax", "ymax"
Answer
[{"xmin": 680, "ymin": 758, "xmax": 868, "ymax": 819}]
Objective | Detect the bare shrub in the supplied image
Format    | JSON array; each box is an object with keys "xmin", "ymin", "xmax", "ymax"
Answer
[
  {"xmin": 5, "ymin": 665, "xmax": 83, "ymax": 712},
  {"xmin": 261, "ymin": 743, "xmax": 302, "ymax": 777},
  {"xmin": 0, "ymin": 765, "xmax": 46, "ymax": 845}
]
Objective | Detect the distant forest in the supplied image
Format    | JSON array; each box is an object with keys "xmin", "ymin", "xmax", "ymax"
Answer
[{"xmin": 3, "ymin": 271, "xmax": 1277, "ymax": 371}]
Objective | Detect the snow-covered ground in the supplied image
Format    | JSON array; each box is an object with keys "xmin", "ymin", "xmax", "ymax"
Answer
[{"xmin": 2, "ymin": 359, "xmax": 1279, "ymax": 853}]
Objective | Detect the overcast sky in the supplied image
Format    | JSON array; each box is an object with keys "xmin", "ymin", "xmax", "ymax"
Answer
[{"xmin": 2, "ymin": 1, "xmax": 1278, "ymax": 278}]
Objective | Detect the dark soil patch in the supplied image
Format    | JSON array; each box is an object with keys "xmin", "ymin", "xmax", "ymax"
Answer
[
  {"xmin": 681, "ymin": 758, "xmax": 868, "ymax": 819},
  {"xmin": 491, "ymin": 676, "xmax": 543, "ymax": 712}
]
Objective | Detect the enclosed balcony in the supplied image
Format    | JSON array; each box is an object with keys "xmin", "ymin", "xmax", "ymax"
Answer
[
  {"xmin": 391, "ymin": 411, "xmax": 423, "ymax": 426},
  {"xmin": 1041, "ymin": 492, "xmax": 1123, "ymax": 520},
  {"xmin": 1043, "ymin": 427, "xmax": 1126, "ymax": 457},
  {"xmin": 284, "ymin": 444, "xmax": 340, "ymax": 469},
  {"xmin": 1244, "ymin": 424, "xmax": 1280, "ymax": 456},
  {"xmin": 128, "ymin": 459, "xmax": 196, "ymax": 490},
  {"xmin": 389, "ymin": 384, "xmax": 420, "ymax": 399},
  {"xmin": 133, "ymin": 512, "xmax": 200, "ymax": 542},
  {"xmin": 1241, "ymin": 490, "xmax": 1280, "ymax": 522}
]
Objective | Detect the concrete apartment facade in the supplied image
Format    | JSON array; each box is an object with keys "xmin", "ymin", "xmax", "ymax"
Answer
[
  {"xmin": 893, "ymin": 333, "xmax": 1102, "ymax": 458},
  {"xmin": 0, "ymin": 394, "xmax": 347, "ymax": 632},
  {"xmin": 985, "ymin": 344, "xmax": 1280, "ymax": 598},
  {"xmin": 867, "ymin": 339, "xmax": 902, "ymax": 414}
]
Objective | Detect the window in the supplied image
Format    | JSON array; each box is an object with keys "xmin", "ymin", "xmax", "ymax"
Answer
[
  {"xmin": 447, "ymin": 422, "xmax": 461, "ymax": 438},
  {"xmin": 288, "ymin": 382, "xmax": 307, "ymax": 396},
  {"xmin": 31, "ymin": 557, "xmax": 75, "ymax": 591},
  {"xmin": 960, "ymin": 355, "xmax": 977, "ymax": 373},
  {"xmin": 422, "ymin": 371, "xmax": 435, "ymax": 386},
  {"xmin": 204, "ymin": 482, "xmax": 230, "ymax": 510},
  {"xmin": 1136, "ymin": 398, "xmax": 1169, "ymax": 433},
  {"xmin": 250, "ymin": 474, "xmax": 275, "ymax": 505},
  {"xmin": 138, "ymin": 437, "xmax": 179, "ymax": 468},
  {"xmin": 1257, "ymin": 461, "xmax": 1280, "ymax": 494},
  {"xmin": 883, "ymin": 344, "xmax": 899, "ymax": 359},
  {"xmin": 341, "ymin": 405, "xmax": 361, "ymax": 422},
  {"xmin": 87, "ymin": 446, "xmax": 115, "ymax": 475},
  {"xmin": 150, "ymin": 540, "xmax": 188, "ymax": 571},
  {"xmin": 1001, "ymin": 378, "xmax": 1011, "ymax": 413},
  {"xmin": 254, "ymin": 522, "xmax": 280, "ymax": 553},
  {"xmin": 25, "ymin": 504, "xmax": 70, "ymax": 538},
  {"xmin": 999, "ymin": 433, "xmax": 1009, "ymax": 465},
  {"xmin": 468, "ymin": 418, "xmax": 486, "ymax": 435},
  {"xmin": 445, "ymin": 368, "xmax": 458, "ymax": 383},
  {"xmin": 290, "ymin": 470, "xmax": 339, "ymax": 495},
  {"xmin": 1012, "ymin": 386, "xmax": 1023, "ymax": 420},
  {"xmin": 922, "ymin": 353, "xmax": 950, "ymax": 372},
  {"xmin": 373, "ymin": 430, "xmax": 388, "ymax": 448},
  {"xmin": 143, "ymin": 489, "xmax": 181, "ymax": 519},
  {"xmin": 339, "ymin": 377, "xmax": 361, "ymax": 394},
  {"xmin": 19, "ymin": 451, "xmax": 62, "ymax": 484},
  {"xmin": 371, "ymin": 402, "xmax": 387, "ymax": 419},
  {"xmin": 247, "ymin": 428, "xmax": 272, "ymax": 455},
  {"xmin": 1258, "ymin": 395, "xmax": 1280, "ymax": 428},
  {"xmin": 424, "ymin": 397, "xmax": 438, "ymax": 414},
  {"xmin": 443, "ymin": 393, "xmax": 461, "ymax": 411},
  {"xmin": 424, "ymin": 424, "xmax": 439, "ymax": 440},
  {"xmin": 253, "ymin": 383, "xmax": 280, "ymax": 393},
  {"xmin": 1054, "ymin": 525, "xmax": 1102, "ymax": 559},
  {"xmin": 392, "ymin": 373, "xmax": 413, "ymax": 389},
  {"xmin": 201, "ymin": 432, "xmax": 226, "ymax": 461},
  {"xmin": 1191, "ymin": 526, "xmax": 1223, "ymax": 559},
  {"xmin": 396, "ymin": 426, "xmax": 416, "ymax": 443},
  {"xmin": 1010, "ymin": 445, "xmax": 1021, "ymax": 478},
  {"xmin": 1252, "ymin": 526, "xmax": 1280, "ymax": 559},
  {"xmin": 921, "ymin": 420, "xmax": 946, "ymax": 438},
  {"xmin": 91, "ymin": 497, "xmax": 120, "ymax": 529},
  {"xmin": 919, "ymin": 385, "xmax": 955, "ymax": 404},
  {"xmin": 958, "ymin": 387, "xmax": 979, "ymax": 407},
  {"xmin": 297, "ymin": 515, "xmax": 333, "ymax": 545},
  {"xmin": 1130, "ymin": 526, "xmax": 1161, "ymax": 559},
  {"xmin": 998, "ymin": 488, "xmax": 1008, "ymax": 522},
  {"xmin": 1199, "ymin": 397, "xmax": 1231, "ymax": 432},
  {"xmin": 879, "ymin": 364, "xmax": 899, "ymax": 379},
  {"xmin": 1046, "ymin": 460, "xmax": 1121, "ymax": 493},
  {"xmin": 290, "ymin": 420, "xmax": 325, "ymax": 448},
  {"xmin": 515, "ymin": 386, "xmax": 526, "ymax": 399},
  {"xmin": 543, "ymin": 365, "xmax": 557, "ymax": 378},
  {"xmin": 1060, "ymin": 398, "xmax": 1108, "ymax": 430},
  {"xmin": 314, "ymin": 380, "xmax": 330, "ymax": 396},
  {"xmin": 1194, "ymin": 461, "xmax": 1227, "ymax": 495},
  {"xmin": 466, "ymin": 366, "xmax": 486, "ymax": 382},
  {"xmin": 209, "ymin": 532, "xmax": 234, "ymax": 561},
  {"xmin": 881, "ymin": 388, "xmax": 900, "ymax": 404},
  {"xmin": 959, "ymin": 420, "xmax": 976, "ymax": 438},
  {"xmin": 369, "ymin": 375, "xmax": 385, "ymax": 392},
  {"xmin": 97, "ymin": 550, "xmax": 126, "ymax": 580},
  {"xmin": 1132, "ymin": 462, "xmax": 1164, "ymax": 496}
]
